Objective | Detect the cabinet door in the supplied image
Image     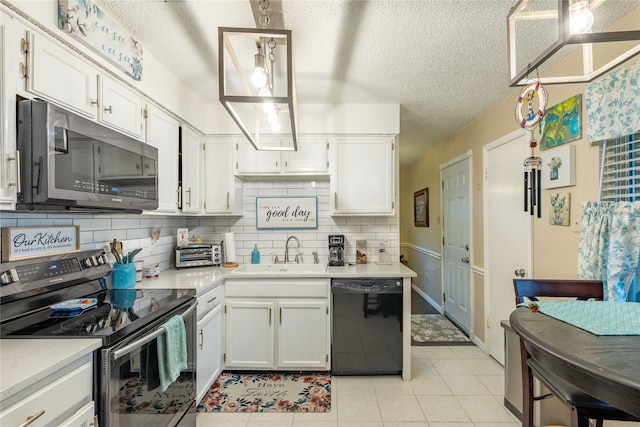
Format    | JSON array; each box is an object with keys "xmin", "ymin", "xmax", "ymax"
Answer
[
  {"xmin": 28, "ymin": 32, "xmax": 98, "ymax": 118},
  {"xmin": 282, "ymin": 137, "xmax": 329, "ymax": 174},
  {"xmin": 197, "ymin": 304, "xmax": 223, "ymax": 402},
  {"xmin": 331, "ymin": 136, "xmax": 395, "ymax": 215},
  {"xmin": 146, "ymin": 105, "xmax": 179, "ymax": 213},
  {"xmin": 224, "ymin": 300, "xmax": 274, "ymax": 369},
  {"xmin": 277, "ymin": 301, "xmax": 329, "ymax": 369},
  {"xmin": 181, "ymin": 126, "xmax": 202, "ymax": 213},
  {"xmin": 99, "ymin": 75, "xmax": 144, "ymax": 139},
  {"xmin": 236, "ymin": 140, "xmax": 280, "ymax": 174},
  {"xmin": 203, "ymin": 137, "xmax": 244, "ymax": 215},
  {"xmin": 58, "ymin": 402, "xmax": 95, "ymax": 427}
]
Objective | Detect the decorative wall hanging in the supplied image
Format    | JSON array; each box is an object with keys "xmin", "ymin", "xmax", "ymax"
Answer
[
  {"xmin": 515, "ymin": 80, "xmax": 548, "ymax": 218},
  {"xmin": 585, "ymin": 60, "xmax": 640, "ymax": 144},
  {"xmin": 256, "ymin": 197, "xmax": 317, "ymax": 229},
  {"xmin": 540, "ymin": 94, "xmax": 582, "ymax": 150},
  {"xmin": 413, "ymin": 188, "xmax": 429, "ymax": 227},
  {"xmin": 549, "ymin": 192, "xmax": 571, "ymax": 226},
  {"xmin": 541, "ymin": 145, "xmax": 576, "ymax": 189},
  {"xmin": 58, "ymin": 0, "xmax": 143, "ymax": 80},
  {"xmin": 1, "ymin": 226, "xmax": 80, "ymax": 261}
]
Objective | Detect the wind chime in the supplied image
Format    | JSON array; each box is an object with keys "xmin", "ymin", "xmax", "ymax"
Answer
[{"xmin": 515, "ymin": 79, "xmax": 548, "ymax": 218}]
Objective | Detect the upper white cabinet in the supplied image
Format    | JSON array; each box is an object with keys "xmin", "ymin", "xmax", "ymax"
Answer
[
  {"xmin": 330, "ymin": 136, "xmax": 395, "ymax": 215},
  {"xmin": 236, "ymin": 137, "xmax": 329, "ymax": 177},
  {"xmin": 25, "ymin": 31, "xmax": 144, "ymax": 139},
  {"xmin": 146, "ymin": 105, "xmax": 179, "ymax": 213},
  {"xmin": 203, "ymin": 137, "xmax": 244, "ymax": 216},
  {"xmin": 180, "ymin": 126, "xmax": 203, "ymax": 214},
  {"xmin": 100, "ymin": 75, "xmax": 144, "ymax": 138}
]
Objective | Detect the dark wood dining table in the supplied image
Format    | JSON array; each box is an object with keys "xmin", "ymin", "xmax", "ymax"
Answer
[{"xmin": 509, "ymin": 306, "xmax": 640, "ymax": 418}]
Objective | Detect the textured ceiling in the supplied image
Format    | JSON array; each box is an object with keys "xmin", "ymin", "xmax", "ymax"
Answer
[{"xmin": 95, "ymin": 0, "xmax": 638, "ymax": 165}]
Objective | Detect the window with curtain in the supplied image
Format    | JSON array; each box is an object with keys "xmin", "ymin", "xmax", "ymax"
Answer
[
  {"xmin": 599, "ymin": 132, "xmax": 640, "ymax": 202},
  {"xmin": 597, "ymin": 132, "xmax": 640, "ymax": 302}
]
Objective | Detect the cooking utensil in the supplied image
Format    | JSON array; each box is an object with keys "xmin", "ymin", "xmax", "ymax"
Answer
[
  {"xmin": 111, "ymin": 246, "xmax": 123, "ymax": 264},
  {"xmin": 126, "ymin": 248, "xmax": 142, "ymax": 263}
]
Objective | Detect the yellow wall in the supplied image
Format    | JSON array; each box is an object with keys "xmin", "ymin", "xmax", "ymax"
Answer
[{"xmin": 401, "ymin": 38, "xmax": 638, "ymax": 341}]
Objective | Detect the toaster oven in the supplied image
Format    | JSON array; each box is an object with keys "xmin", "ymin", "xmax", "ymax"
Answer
[{"xmin": 175, "ymin": 243, "xmax": 222, "ymax": 269}]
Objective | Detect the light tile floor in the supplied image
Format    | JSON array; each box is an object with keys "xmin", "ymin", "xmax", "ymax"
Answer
[{"xmin": 197, "ymin": 345, "xmax": 521, "ymax": 427}]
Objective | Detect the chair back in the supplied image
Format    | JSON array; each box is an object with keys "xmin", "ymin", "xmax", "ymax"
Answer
[{"xmin": 513, "ymin": 279, "xmax": 604, "ymax": 306}]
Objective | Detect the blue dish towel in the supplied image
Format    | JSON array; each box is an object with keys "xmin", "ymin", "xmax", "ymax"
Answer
[{"xmin": 157, "ymin": 315, "xmax": 187, "ymax": 391}]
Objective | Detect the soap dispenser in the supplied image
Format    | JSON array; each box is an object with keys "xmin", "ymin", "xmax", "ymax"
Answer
[{"xmin": 251, "ymin": 244, "xmax": 260, "ymax": 264}]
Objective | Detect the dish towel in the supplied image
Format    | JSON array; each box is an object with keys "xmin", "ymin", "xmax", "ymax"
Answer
[{"xmin": 157, "ymin": 315, "xmax": 188, "ymax": 391}]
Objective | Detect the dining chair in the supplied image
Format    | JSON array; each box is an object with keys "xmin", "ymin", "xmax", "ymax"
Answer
[{"xmin": 512, "ymin": 278, "xmax": 640, "ymax": 427}]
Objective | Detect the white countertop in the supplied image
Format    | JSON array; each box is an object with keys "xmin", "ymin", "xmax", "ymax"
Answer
[
  {"xmin": 0, "ymin": 262, "xmax": 416, "ymax": 403},
  {"xmin": 0, "ymin": 338, "xmax": 102, "ymax": 402}
]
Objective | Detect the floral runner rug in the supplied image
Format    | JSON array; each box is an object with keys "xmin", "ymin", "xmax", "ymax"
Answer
[
  {"xmin": 411, "ymin": 314, "xmax": 472, "ymax": 345},
  {"xmin": 197, "ymin": 372, "xmax": 331, "ymax": 413}
]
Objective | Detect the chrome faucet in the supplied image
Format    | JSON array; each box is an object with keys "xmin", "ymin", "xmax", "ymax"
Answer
[{"xmin": 284, "ymin": 236, "xmax": 301, "ymax": 263}]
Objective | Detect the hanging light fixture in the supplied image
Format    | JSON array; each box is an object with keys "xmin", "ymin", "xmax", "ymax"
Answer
[
  {"xmin": 218, "ymin": 0, "xmax": 297, "ymax": 151},
  {"xmin": 507, "ymin": 0, "xmax": 640, "ymax": 86}
]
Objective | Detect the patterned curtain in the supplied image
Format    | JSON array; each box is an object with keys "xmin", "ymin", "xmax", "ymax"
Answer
[
  {"xmin": 585, "ymin": 60, "xmax": 640, "ymax": 144},
  {"xmin": 577, "ymin": 201, "xmax": 640, "ymax": 301}
]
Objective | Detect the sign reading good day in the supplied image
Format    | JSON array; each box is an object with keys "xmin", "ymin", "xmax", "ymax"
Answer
[
  {"xmin": 1, "ymin": 226, "xmax": 80, "ymax": 261},
  {"xmin": 256, "ymin": 197, "xmax": 318, "ymax": 230}
]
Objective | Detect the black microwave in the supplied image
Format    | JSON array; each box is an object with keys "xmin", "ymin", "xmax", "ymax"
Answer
[{"xmin": 16, "ymin": 100, "xmax": 158, "ymax": 213}]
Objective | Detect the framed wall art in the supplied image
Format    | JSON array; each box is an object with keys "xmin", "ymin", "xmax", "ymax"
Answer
[
  {"xmin": 541, "ymin": 145, "xmax": 576, "ymax": 189},
  {"xmin": 549, "ymin": 192, "xmax": 571, "ymax": 226},
  {"xmin": 540, "ymin": 94, "xmax": 582, "ymax": 150},
  {"xmin": 1, "ymin": 225, "xmax": 80, "ymax": 261},
  {"xmin": 256, "ymin": 196, "xmax": 318, "ymax": 230},
  {"xmin": 414, "ymin": 188, "xmax": 428, "ymax": 227}
]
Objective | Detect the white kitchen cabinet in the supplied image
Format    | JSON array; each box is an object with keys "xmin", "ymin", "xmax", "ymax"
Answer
[
  {"xmin": 58, "ymin": 402, "xmax": 96, "ymax": 427},
  {"xmin": 180, "ymin": 126, "xmax": 203, "ymax": 214},
  {"xmin": 27, "ymin": 31, "xmax": 99, "ymax": 119},
  {"xmin": 277, "ymin": 301, "xmax": 329, "ymax": 369},
  {"xmin": 146, "ymin": 105, "xmax": 179, "ymax": 213},
  {"xmin": 0, "ymin": 12, "xmax": 23, "ymax": 207},
  {"xmin": 236, "ymin": 140, "xmax": 281, "ymax": 174},
  {"xmin": 0, "ymin": 357, "xmax": 94, "ymax": 427},
  {"xmin": 203, "ymin": 137, "xmax": 244, "ymax": 215},
  {"xmin": 99, "ymin": 75, "xmax": 144, "ymax": 138},
  {"xmin": 330, "ymin": 136, "xmax": 395, "ymax": 215},
  {"xmin": 26, "ymin": 32, "xmax": 144, "ymax": 139},
  {"xmin": 236, "ymin": 137, "xmax": 329, "ymax": 177},
  {"xmin": 197, "ymin": 284, "xmax": 224, "ymax": 402},
  {"xmin": 224, "ymin": 279, "xmax": 330, "ymax": 371}
]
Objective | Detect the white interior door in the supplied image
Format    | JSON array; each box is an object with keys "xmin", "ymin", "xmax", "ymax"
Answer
[
  {"xmin": 442, "ymin": 156, "xmax": 471, "ymax": 333},
  {"xmin": 484, "ymin": 130, "xmax": 533, "ymax": 365}
]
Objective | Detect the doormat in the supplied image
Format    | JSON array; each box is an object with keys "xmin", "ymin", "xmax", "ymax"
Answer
[
  {"xmin": 197, "ymin": 372, "xmax": 331, "ymax": 413},
  {"xmin": 411, "ymin": 314, "xmax": 472, "ymax": 345}
]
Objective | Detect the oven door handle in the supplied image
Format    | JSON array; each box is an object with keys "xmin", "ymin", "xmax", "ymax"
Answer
[{"xmin": 111, "ymin": 302, "xmax": 197, "ymax": 360}]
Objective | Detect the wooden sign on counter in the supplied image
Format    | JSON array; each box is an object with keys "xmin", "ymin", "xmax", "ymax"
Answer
[
  {"xmin": 256, "ymin": 197, "xmax": 318, "ymax": 230},
  {"xmin": 1, "ymin": 226, "xmax": 80, "ymax": 261}
]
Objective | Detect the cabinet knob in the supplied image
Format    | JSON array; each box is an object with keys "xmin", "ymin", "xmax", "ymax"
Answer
[
  {"xmin": 90, "ymin": 98, "xmax": 99, "ymax": 105},
  {"xmin": 104, "ymin": 105, "xmax": 113, "ymax": 114}
]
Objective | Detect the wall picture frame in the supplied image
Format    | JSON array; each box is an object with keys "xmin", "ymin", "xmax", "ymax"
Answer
[
  {"xmin": 541, "ymin": 145, "xmax": 576, "ymax": 189},
  {"xmin": 414, "ymin": 188, "xmax": 428, "ymax": 227},
  {"xmin": 540, "ymin": 94, "xmax": 582, "ymax": 151},
  {"xmin": 256, "ymin": 196, "xmax": 318, "ymax": 230},
  {"xmin": 1, "ymin": 225, "xmax": 80, "ymax": 261}
]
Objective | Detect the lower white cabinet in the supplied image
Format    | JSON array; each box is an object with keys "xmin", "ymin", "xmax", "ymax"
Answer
[
  {"xmin": 224, "ymin": 279, "xmax": 330, "ymax": 371},
  {"xmin": 197, "ymin": 285, "xmax": 224, "ymax": 402},
  {"xmin": 0, "ymin": 357, "xmax": 94, "ymax": 427}
]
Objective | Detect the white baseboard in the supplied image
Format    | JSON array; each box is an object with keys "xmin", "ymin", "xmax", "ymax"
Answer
[{"xmin": 411, "ymin": 282, "xmax": 442, "ymax": 313}]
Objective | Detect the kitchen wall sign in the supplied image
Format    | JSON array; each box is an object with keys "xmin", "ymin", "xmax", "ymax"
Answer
[
  {"xmin": 1, "ymin": 226, "xmax": 80, "ymax": 261},
  {"xmin": 256, "ymin": 197, "xmax": 318, "ymax": 230},
  {"xmin": 57, "ymin": 0, "xmax": 143, "ymax": 80}
]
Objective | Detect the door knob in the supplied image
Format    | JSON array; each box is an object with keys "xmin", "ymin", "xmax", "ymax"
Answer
[
  {"xmin": 514, "ymin": 268, "xmax": 526, "ymax": 277},
  {"xmin": 461, "ymin": 257, "xmax": 469, "ymax": 264}
]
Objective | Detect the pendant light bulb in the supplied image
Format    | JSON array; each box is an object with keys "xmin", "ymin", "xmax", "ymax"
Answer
[
  {"xmin": 251, "ymin": 53, "xmax": 268, "ymax": 88},
  {"xmin": 259, "ymin": 87, "xmax": 275, "ymax": 114},
  {"xmin": 569, "ymin": 0, "xmax": 594, "ymax": 34}
]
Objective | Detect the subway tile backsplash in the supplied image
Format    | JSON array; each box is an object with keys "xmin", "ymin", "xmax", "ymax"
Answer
[{"xmin": 0, "ymin": 181, "xmax": 398, "ymax": 269}]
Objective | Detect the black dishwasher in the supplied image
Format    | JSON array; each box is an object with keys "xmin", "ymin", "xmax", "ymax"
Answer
[{"xmin": 331, "ymin": 278, "xmax": 403, "ymax": 375}]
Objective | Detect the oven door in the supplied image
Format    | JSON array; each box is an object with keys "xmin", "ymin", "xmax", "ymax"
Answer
[{"xmin": 99, "ymin": 300, "xmax": 197, "ymax": 427}]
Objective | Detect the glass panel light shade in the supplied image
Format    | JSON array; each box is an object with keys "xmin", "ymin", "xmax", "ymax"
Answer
[
  {"xmin": 508, "ymin": 0, "xmax": 640, "ymax": 86},
  {"xmin": 219, "ymin": 27, "xmax": 298, "ymax": 151}
]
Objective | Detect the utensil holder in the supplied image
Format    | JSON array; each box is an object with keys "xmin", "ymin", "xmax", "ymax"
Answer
[{"xmin": 110, "ymin": 263, "xmax": 136, "ymax": 289}]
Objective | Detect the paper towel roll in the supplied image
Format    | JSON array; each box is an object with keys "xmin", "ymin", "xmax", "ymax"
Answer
[{"xmin": 223, "ymin": 232, "xmax": 237, "ymax": 263}]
